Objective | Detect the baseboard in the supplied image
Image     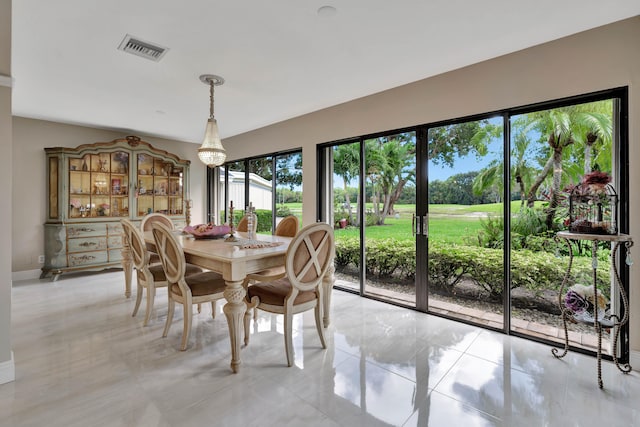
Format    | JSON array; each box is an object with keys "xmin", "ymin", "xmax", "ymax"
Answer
[
  {"xmin": 0, "ymin": 352, "xmax": 15, "ymax": 384},
  {"xmin": 12, "ymin": 269, "xmax": 42, "ymax": 282},
  {"xmin": 630, "ymin": 350, "xmax": 640, "ymax": 372}
]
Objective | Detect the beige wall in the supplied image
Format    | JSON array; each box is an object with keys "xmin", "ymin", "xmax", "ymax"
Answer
[
  {"xmin": 1, "ymin": 0, "xmax": 12, "ymax": 378},
  {"xmin": 223, "ymin": 18, "xmax": 640, "ymax": 352},
  {"xmin": 11, "ymin": 118, "xmax": 207, "ymax": 272}
]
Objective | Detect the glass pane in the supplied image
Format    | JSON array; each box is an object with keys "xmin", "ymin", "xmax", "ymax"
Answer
[
  {"xmin": 225, "ymin": 161, "xmax": 246, "ymax": 225},
  {"xmin": 509, "ymin": 99, "xmax": 617, "ymax": 355},
  {"xmin": 49, "ymin": 157, "xmax": 58, "ymax": 218},
  {"xmin": 110, "ymin": 151, "xmax": 129, "ymax": 217},
  {"xmin": 363, "ymin": 132, "xmax": 416, "ymax": 306},
  {"xmin": 137, "ymin": 154, "xmax": 154, "ymax": 216},
  {"xmin": 249, "ymin": 157, "xmax": 273, "ymax": 234},
  {"xmin": 275, "ymin": 152, "xmax": 303, "ymax": 229},
  {"xmin": 69, "ymin": 155, "xmax": 91, "ymax": 218},
  {"xmin": 427, "ymin": 117, "xmax": 504, "ymax": 327},
  {"xmin": 332, "ymin": 142, "xmax": 361, "ymax": 294}
]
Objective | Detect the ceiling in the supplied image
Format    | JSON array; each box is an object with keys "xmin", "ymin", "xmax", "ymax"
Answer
[{"xmin": 11, "ymin": 1, "xmax": 640, "ymax": 144}]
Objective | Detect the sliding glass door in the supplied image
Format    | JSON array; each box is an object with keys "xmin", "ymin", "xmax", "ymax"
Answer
[
  {"xmin": 319, "ymin": 89, "xmax": 628, "ymax": 360},
  {"xmin": 426, "ymin": 117, "xmax": 505, "ymax": 327}
]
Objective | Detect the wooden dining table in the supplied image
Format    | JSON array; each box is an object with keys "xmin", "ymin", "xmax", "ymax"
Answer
[{"xmin": 121, "ymin": 230, "xmax": 335, "ymax": 373}]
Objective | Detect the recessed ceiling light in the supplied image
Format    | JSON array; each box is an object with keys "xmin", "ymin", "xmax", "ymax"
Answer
[{"xmin": 317, "ymin": 5, "xmax": 337, "ymax": 17}]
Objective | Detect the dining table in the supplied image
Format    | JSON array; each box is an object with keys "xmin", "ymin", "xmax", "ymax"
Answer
[{"xmin": 121, "ymin": 229, "xmax": 335, "ymax": 373}]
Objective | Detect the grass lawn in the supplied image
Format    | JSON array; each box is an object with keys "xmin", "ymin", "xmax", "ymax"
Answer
[
  {"xmin": 334, "ymin": 211, "xmax": 484, "ymax": 244},
  {"xmin": 280, "ymin": 201, "xmax": 541, "ymax": 243}
]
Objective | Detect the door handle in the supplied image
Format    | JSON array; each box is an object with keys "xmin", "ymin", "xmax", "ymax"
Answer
[
  {"xmin": 413, "ymin": 214, "xmax": 428, "ymax": 236},
  {"xmin": 413, "ymin": 214, "xmax": 423, "ymax": 236},
  {"xmin": 412, "ymin": 214, "xmax": 416, "ymax": 236},
  {"xmin": 421, "ymin": 214, "xmax": 429, "ymax": 237}
]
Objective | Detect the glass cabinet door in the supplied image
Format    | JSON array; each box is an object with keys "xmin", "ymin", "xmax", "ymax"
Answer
[
  {"xmin": 68, "ymin": 155, "xmax": 93, "ymax": 218},
  {"xmin": 110, "ymin": 151, "xmax": 129, "ymax": 217},
  {"xmin": 136, "ymin": 154, "xmax": 184, "ymax": 216},
  {"xmin": 68, "ymin": 151, "xmax": 130, "ymax": 218}
]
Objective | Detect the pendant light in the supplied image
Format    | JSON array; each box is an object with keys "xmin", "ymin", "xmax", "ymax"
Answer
[{"xmin": 197, "ymin": 74, "xmax": 226, "ymax": 167}]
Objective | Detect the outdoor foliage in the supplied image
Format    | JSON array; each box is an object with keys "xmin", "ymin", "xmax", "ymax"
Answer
[
  {"xmin": 335, "ymin": 237, "xmax": 610, "ymax": 299},
  {"xmin": 220, "ymin": 209, "xmax": 273, "ymax": 233}
]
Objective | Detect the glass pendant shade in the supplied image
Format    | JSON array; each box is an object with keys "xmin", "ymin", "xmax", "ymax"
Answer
[
  {"xmin": 197, "ymin": 74, "xmax": 226, "ymax": 167},
  {"xmin": 198, "ymin": 117, "xmax": 226, "ymax": 167}
]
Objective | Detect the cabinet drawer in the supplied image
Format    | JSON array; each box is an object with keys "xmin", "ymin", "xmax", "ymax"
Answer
[
  {"xmin": 67, "ymin": 237, "xmax": 107, "ymax": 253},
  {"xmin": 108, "ymin": 235, "xmax": 123, "ymax": 248},
  {"xmin": 66, "ymin": 224, "xmax": 107, "ymax": 238},
  {"xmin": 109, "ymin": 249, "xmax": 123, "ymax": 262},
  {"xmin": 108, "ymin": 223, "xmax": 123, "ymax": 235},
  {"xmin": 68, "ymin": 251, "xmax": 109, "ymax": 267}
]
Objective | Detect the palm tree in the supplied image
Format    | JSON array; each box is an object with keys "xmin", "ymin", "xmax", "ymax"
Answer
[
  {"xmin": 333, "ymin": 143, "xmax": 360, "ymax": 226},
  {"xmin": 522, "ymin": 101, "xmax": 613, "ymax": 229}
]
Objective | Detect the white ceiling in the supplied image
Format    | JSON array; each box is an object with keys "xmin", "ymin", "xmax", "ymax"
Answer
[{"xmin": 11, "ymin": 1, "xmax": 640, "ymax": 144}]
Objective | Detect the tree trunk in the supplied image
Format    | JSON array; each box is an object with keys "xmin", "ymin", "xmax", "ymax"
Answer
[
  {"xmin": 342, "ymin": 180, "xmax": 353, "ymax": 224},
  {"xmin": 387, "ymin": 178, "xmax": 408, "ymax": 216},
  {"xmin": 526, "ymin": 155, "xmax": 554, "ymax": 208},
  {"xmin": 583, "ymin": 133, "xmax": 597, "ymax": 175},
  {"xmin": 545, "ymin": 148, "xmax": 564, "ymax": 229}
]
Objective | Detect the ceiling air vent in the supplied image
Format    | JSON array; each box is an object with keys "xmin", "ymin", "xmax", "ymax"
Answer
[{"xmin": 117, "ymin": 34, "xmax": 168, "ymax": 62}]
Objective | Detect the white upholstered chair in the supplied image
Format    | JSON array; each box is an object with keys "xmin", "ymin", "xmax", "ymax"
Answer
[
  {"xmin": 151, "ymin": 222, "xmax": 227, "ymax": 351},
  {"xmin": 244, "ymin": 222, "xmax": 334, "ymax": 366}
]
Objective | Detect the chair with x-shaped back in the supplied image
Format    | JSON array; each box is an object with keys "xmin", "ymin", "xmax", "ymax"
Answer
[{"xmin": 244, "ymin": 222, "xmax": 334, "ymax": 366}]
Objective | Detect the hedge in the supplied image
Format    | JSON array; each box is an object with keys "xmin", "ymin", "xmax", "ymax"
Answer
[{"xmin": 335, "ymin": 238, "xmax": 610, "ymax": 299}]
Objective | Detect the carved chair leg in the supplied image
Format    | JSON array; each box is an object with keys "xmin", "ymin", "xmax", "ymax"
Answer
[
  {"xmin": 132, "ymin": 281, "xmax": 143, "ymax": 317},
  {"xmin": 284, "ymin": 311, "xmax": 294, "ymax": 367},
  {"xmin": 244, "ymin": 296, "xmax": 259, "ymax": 346},
  {"xmin": 180, "ymin": 300, "xmax": 194, "ymax": 351},
  {"xmin": 143, "ymin": 285, "xmax": 155, "ymax": 326},
  {"xmin": 163, "ymin": 296, "xmax": 175, "ymax": 338}
]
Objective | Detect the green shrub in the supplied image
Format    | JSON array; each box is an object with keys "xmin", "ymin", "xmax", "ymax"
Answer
[
  {"xmin": 335, "ymin": 237, "xmax": 611, "ymax": 298},
  {"xmin": 334, "ymin": 237, "xmax": 360, "ymax": 267},
  {"xmin": 276, "ymin": 205, "xmax": 292, "ymax": 217}
]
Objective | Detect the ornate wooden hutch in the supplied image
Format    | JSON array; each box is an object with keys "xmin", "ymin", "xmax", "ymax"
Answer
[{"xmin": 43, "ymin": 136, "xmax": 190, "ymax": 280}]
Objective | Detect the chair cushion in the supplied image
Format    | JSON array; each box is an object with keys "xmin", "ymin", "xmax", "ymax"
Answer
[
  {"xmin": 247, "ymin": 266, "xmax": 285, "ymax": 281},
  {"xmin": 148, "ymin": 263, "xmax": 203, "ymax": 282},
  {"xmin": 149, "ymin": 252, "xmax": 161, "ymax": 265},
  {"xmin": 185, "ymin": 264, "xmax": 205, "ymax": 276},
  {"xmin": 170, "ymin": 271, "xmax": 225, "ymax": 297},
  {"xmin": 247, "ymin": 278, "xmax": 317, "ymax": 306},
  {"xmin": 148, "ymin": 264, "xmax": 167, "ymax": 281}
]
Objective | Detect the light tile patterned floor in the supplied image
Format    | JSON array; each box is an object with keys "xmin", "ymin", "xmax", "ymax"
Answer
[{"xmin": 2, "ymin": 271, "xmax": 639, "ymax": 426}]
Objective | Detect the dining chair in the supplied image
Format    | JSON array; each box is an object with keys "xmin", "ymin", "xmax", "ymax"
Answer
[
  {"xmin": 242, "ymin": 214, "xmax": 299, "ymax": 320},
  {"xmin": 274, "ymin": 215, "xmax": 299, "ymax": 238},
  {"xmin": 140, "ymin": 212, "xmax": 174, "ymax": 232},
  {"xmin": 236, "ymin": 213, "xmax": 257, "ymax": 233},
  {"xmin": 151, "ymin": 222, "xmax": 227, "ymax": 351},
  {"xmin": 139, "ymin": 213, "xmax": 174, "ymax": 265},
  {"xmin": 121, "ymin": 219, "xmax": 204, "ymax": 326},
  {"xmin": 244, "ymin": 222, "xmax": 334, "ymax": 366}
]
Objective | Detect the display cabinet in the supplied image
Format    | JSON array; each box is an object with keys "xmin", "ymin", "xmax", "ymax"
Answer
[{"xmin": 43, "ymin": 136, "xmax": 190, "ymax": 280}]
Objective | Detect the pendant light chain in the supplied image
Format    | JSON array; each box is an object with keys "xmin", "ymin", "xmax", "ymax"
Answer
[{"xmin": 209, "ymin": 78, "xmax": 215, "ymax": 119}]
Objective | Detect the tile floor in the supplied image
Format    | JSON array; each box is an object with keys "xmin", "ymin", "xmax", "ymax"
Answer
[{"xmin": 2, "ymin": 270, "xmax": 639, "ymax": 426}]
